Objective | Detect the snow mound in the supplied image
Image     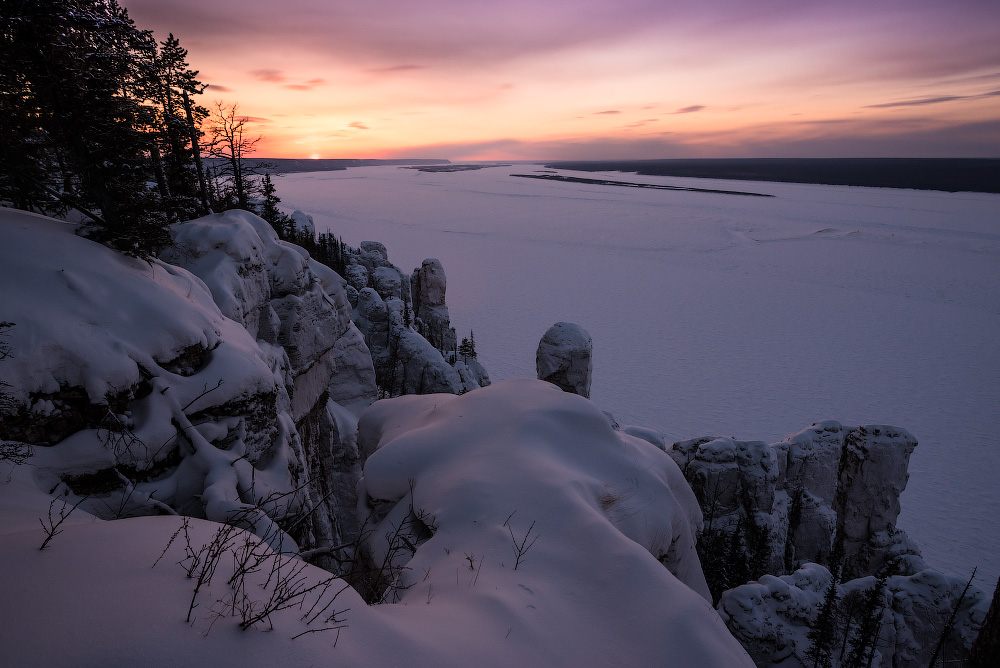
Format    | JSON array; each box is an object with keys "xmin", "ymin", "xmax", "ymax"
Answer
[
  {"xmin": 0, "ymin": 208, "xmax": 379, "ymax": 559},
  {"xmin": 0, "ymin": 210, "xmax": 268, "ymax": 409},
  {"xmin": 0, "ymin": 380, "xmax": 754, "ymax": 667},
  {"xmin": 355, "ymin": 378, "xmax": 754, "ymax": 666}
]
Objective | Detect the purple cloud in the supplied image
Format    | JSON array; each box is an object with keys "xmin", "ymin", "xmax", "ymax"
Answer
[
  {"xmin": 866, "ymin": 89, "xmax": 1000, "ymax": 109},
  {"xmin": 673, "ymin": 105, "xmax": 705, "ymax": 114},
  {"xmin": 365, "ymin": 64, "xmax": 424, "ymax": 74},
  {"xmin": 251, "ymin": 69, "xmax": 285, "ymax": 82},
  {"xmin": 595, "ymin": 110, "xmax": 621, "ymax": 115}
]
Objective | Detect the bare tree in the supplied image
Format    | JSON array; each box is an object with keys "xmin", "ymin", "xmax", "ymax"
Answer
[{"xmin": 205, "ymin": 101, "xmax": 263, "ymax": 211}]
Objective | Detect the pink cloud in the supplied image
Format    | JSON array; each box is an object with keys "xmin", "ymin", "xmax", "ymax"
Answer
[{"xmin": 251, "ymin": 69, "xmax": 285, "ymax": 82}]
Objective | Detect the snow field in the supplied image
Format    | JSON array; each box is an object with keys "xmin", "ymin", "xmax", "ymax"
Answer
[{"xmin": 276, "ymin": 165, "xmax": 1000, "ymax": 591}]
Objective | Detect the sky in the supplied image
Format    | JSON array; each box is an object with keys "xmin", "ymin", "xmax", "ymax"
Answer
[{"xmin": 122, "ymin": 0, "xmax": 1000, "ymax": 160}]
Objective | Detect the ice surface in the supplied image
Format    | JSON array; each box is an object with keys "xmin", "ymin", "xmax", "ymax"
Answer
[{"xmin": 276, "ymin": 165, "xmax": 1000, "ymax": 591}]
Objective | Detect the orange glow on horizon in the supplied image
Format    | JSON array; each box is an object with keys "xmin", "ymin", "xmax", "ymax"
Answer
[{"xmin": 125, "ymin": 0, "xmax": 1000, "ymax": 160}]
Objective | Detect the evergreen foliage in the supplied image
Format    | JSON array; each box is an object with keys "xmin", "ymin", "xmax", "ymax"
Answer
[
  {"xmin": 805, "ymin": 578, "xmax": 840, "ymax": 668},
  {"xmin": 0, "ymin": 0, "xmax": 210, "ymax": 257},
  {"xmin": 843, "ymin": 576, "xmax": 886, "ymax": 668},
  {"xmin": 458, "ymin": 331, "xmax": 477, "ymax": 361},
  {"xmin": 0, "ymin": 321, "xmax": 14, "ymax": 415}
]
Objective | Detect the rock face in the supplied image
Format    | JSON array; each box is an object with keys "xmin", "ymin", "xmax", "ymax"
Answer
[
  {"xmin": 341, "ymin": 249, "xmax": 488, "ymax": 398},
  {"xmin": 535, "ymin": 322, "xmax": 592, "ymax": 398},
  {"xmin": 410, "ymin": 258, "xmax": 456, "ymax": 353},
  {"xmin": 668, "ymin": 420, "xmax": 920, "ymax": 592},
  {"xmin": 353, "ymin": 288, "xmax": 463, "ymax": 396},
  {"xmin": 717, "ymin": 563, "xmax": 989, "ymax": 668},
  {"xmin": 167, "ymin": 213, "xmax": 381, "ymax": 561},
  {"xmin": 663, "ymin": 420, "xmax": 986, "ymax": 668},
  {"xmin": 0, "ymin": 209, "xmax": 378, "ymax": 568}
]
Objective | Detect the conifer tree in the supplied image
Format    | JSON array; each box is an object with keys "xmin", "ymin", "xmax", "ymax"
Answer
[
  {"xmin": 149, "ymin": 33, "xmax": 208, "ymax": 218},
  {"xmin": 844, "ymin": 576, "xmax": 886, "ymax": 668},
  {"xmin": 458, "ymin": 331, "xmax": 477, "ymax": 361},
  {"xmin": 0, "ymin": 0, "xmax": 210, "ymax": 256},
  {"xmin": 259, "ymin": 173, "xmax": 286, "ymax": 232},
  {"xmin": 805, "ymin": 576, "xmax": 840, "ymax": 668}
]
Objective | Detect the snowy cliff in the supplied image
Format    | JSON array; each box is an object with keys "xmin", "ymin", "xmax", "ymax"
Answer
[
  {"xmin": 663, "ymin": 421, "xmax": 987, "ymax": 667},
  {"xmin": 0, "ymin": 208, "xmax": 376, "ymax": 561},
  {"xmin": 0, "ymin": 208, "xmax": 752, "ymax": 666}
]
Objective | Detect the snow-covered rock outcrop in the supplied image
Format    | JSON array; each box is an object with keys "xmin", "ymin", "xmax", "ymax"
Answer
[
  {"xmin": 343, "ymin": 246, "xmax": 488, "ymax": 397},
  {"xmin": 0, "ymin": 378, "xmax": 756, "ymax": 668},
  {"xmin": 718, "ymin": 563, "xmax": 988, "ymax": 668},
  {"xmin": 668, "ymin": 421, "xmax": 920, "ymax": 588},
  {"xmin": 410, "ymin": 258, "xmax": 457, "ymax": 353},
  {"xmin": 353, "ymin": 288, "xmax": 464, "ymax": 396},
  {"xmin": 535, "ymin": 322, "xmax": 592, "ymax": 398},
  {"xmin": 0, "ymin": 208, "xmax": 376, "ymax": 561},
  {"xmin": 665, "ymin": 420, "xmax": 984, "ymax": 667}
]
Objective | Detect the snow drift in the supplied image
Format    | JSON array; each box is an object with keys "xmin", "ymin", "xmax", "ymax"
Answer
[{"xmin": 0, "ymin": 208, "xmax": 753, "ymax": 666}]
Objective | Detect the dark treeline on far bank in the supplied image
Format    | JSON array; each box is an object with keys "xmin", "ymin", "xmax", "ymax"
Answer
[
  {"xmin": 245, "ymin": 158, "xmax": 449, "ymax": 174},
  {"xmin": 544, "ymin": 158, "xmax": 1000, "ymax": 194}
]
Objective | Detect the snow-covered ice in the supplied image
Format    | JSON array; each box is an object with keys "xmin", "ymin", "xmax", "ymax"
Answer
[{"xmin": 275, "ymin": 164, "xmax": 1000, "ymax": 591}]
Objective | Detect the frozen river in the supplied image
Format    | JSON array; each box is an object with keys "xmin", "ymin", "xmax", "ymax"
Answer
[{"xmin": 277, "ymin": 164, "xmax": 1000, "ymax": 591}]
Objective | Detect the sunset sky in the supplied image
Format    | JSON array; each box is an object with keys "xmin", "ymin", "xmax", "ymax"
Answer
[{"xmin": 123, "ymin": 0, "xmax": 1000, "ymax": 160}]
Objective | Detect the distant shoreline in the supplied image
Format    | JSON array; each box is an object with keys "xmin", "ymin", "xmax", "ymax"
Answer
[
  {"xmin": 238, "ymin": 158, "xmax": 451, "ymax": 174},
  {"xmin": 241, "ymin": 157, "xmax": 999, "ymax": 194},
  {"xmin": 543, "ymin": 158, "xmax": 1000, "ymax": 194},
  {"xmin": 510, "ymin": 173, "xmax": 773, "ymax": 197}
]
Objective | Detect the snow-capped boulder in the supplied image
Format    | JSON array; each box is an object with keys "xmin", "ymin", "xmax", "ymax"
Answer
[
  {"xmin": 359, "ymin": 240, "xmax": 388, "ymax": 262},
  {"xmin": 0, "ymin": 209, "xmax": 298, "ymax": 547},
  {"xmin": 410, "ymin": 258, "xmax": 457, "ymax": 353},
  {"xmin": 344, "ymin": 263, "xmax": 369, "ymax": 292},
  {"xmin": 454, "ymin": 358, "xmax": 491, "ymax": 393},
  {"xmin": 535, "ymin": 322, "xmax": 593, "ymax": 398},
  {"xmin": 354, "ymin": 378, "xmax": 754, "ymax": 666},
  {"xmin": 372, "ymin": 266, "xmax": 402, "ymax": 300},
  {"xmin": 165, "ymin": 211, "xmax": 375, "ymax": 419}
]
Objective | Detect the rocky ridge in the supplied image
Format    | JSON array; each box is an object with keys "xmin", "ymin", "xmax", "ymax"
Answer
[{"xmin": 0, "ymin": 208, "xmax": 486, "ymax": 574}]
